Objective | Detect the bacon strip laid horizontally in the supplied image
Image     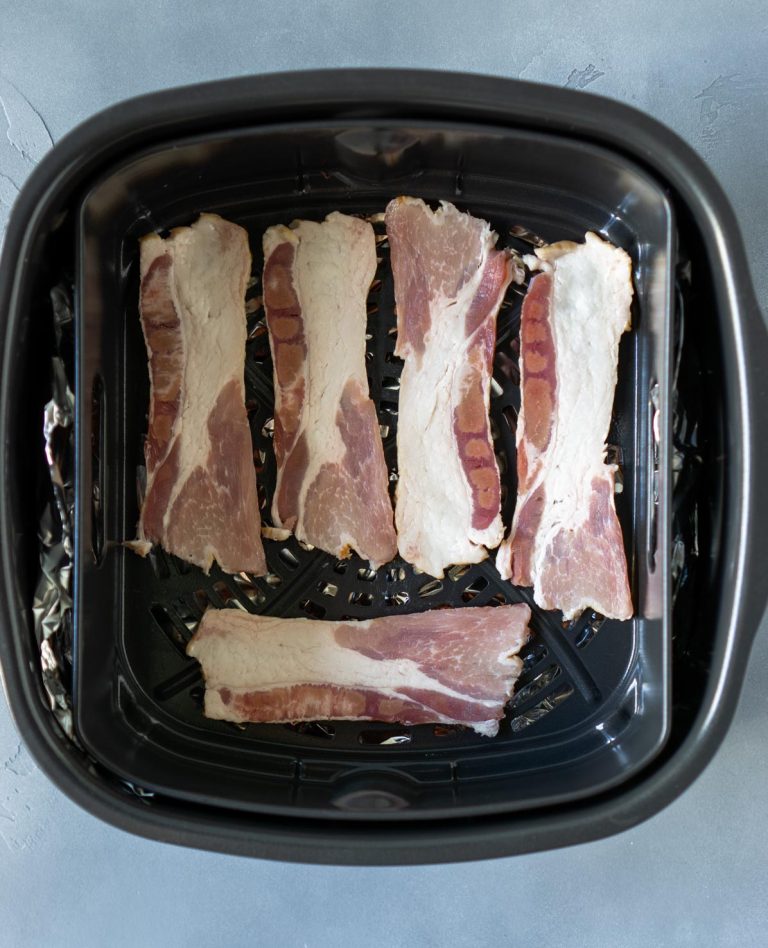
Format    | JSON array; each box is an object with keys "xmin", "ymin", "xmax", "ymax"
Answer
[
  {"xmin": 496, "ymin": 232, "xmax": 633, "ymax": 620},
  {"xmin": 385, "ymin": 198, "xmax": 516, "ymax": 578},
  {"xmin": 262, "ymin": 212, "xmax": 397, "ymax": 568},
  {"xmin": 137, "ymin": 214, "xmax": 266, "ymax": 575},
  {"xmin": 187, "ymin": 604, "xmax": 531, "ymax": 736}
]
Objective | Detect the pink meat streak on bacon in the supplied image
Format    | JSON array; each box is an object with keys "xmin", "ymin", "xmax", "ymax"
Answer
[
  {"xmin": 137, "ymin": 214, "xmax": 266, "ymax": 575},
  {"xmin": 263, "ymin": 213, "xmax": 397, "ymax": 567},
  {"xmin": 497, "ymin": 233, "xmax": 633, "ymax": 620},
  {"xmin": 386, "ymin": 197, "xmax": 515, "ymax": 578},
  {"xmin": 501, "ymin": 272, "xmax": 556, "ymax": 586},
  {"xmin": 187, "ymin": 604, "xmax": 531, "ymax": 736}
]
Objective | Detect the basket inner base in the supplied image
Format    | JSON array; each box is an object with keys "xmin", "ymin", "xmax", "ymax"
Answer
[{"xmin": 75, "ymin": 120, "xmax": 671, "ymax": 819}]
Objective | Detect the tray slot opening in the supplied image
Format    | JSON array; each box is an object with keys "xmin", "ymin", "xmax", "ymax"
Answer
[
  {"xmin": 150, "ymin": 603, "xmax": 190, "ymax": 657},
  {"xmin": 508, "ymin": 682, "xmax": 575, "ymax": 733}
]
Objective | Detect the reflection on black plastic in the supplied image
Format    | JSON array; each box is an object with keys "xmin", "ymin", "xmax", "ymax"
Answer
[
  {"xmin": 333, "ymin": 789, "xmax": 410, "ymax": 812},
  {"xmin": 90, "ymin": 375, "xmax": 105, "ymax": 565}
]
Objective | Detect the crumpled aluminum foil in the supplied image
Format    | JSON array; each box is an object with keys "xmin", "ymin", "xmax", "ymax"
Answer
[
  {"xmin": 31, "ymin": 286, "xmax": 78, "ymax": 742},
  {"xmin": 31, "ymin": 289, "xmax": 155, "ymax": 798}
]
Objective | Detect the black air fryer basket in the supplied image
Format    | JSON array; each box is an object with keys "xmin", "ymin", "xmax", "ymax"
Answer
[{"xmin": 0, "ymin": 71, "xmax": 765, "ymax": 865}]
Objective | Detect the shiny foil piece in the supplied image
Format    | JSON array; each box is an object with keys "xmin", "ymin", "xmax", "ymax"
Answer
[{"xmin": 32, "ymin": 288, "xmax": 77, "ymax": 741}]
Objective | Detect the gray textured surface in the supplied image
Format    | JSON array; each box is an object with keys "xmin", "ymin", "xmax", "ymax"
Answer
[{"xmin": 1, "ymin": 2, "xmax": 767, "ymax": 946}]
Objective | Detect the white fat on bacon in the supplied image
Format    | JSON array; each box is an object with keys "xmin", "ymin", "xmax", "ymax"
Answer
[
  {"xmin": 137, "ymin": 214, "xmax": 265, "ymax": 575},
  {"xmin": 496, "ymin": 232, "xmax": 633, "ymax": 620},
  {"xmin": 385, "ymin": 197, "xmax": 516, "ymax": 579},
  {"xmin": 262, "ymin": 213, "xmax": 397, "ymax": 568},
  {"xmin": 187, "ymin": 604, "xmax": 530, "ymax": 736}
]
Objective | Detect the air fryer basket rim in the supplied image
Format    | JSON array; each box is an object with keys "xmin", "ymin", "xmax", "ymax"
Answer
[{"xmin": 0, "ymin": 69, "xmax": 766, "ymax": 864}]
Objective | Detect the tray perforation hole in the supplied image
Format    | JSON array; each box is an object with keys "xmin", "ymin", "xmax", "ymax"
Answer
[
  {"xmin": 502, "ymin": 405, "xmax": 517, "ymax": 433},
  {"xmin": 245, "ymin": 293, "xmax": 263, "ymax": 317},
  {"xmin": 510, "ymin": 664, "xmax": 562, "ymax": 706},
  {"xmin": 278, "ymin": 548, "xmax": 300, "ymax": 570},
  {"xmin": 573, "ymin": 611, "xmax": 606, "ymax": 649},
  {"xmin": 174, "ymin": 598, "xmax": 200, "ymax": 632},
  {"xmin": 433, "ymin": 724, "xmax": 461, "ymax": 738},
  {"xmin": 384, "ymin": 591, "xmax": 410, "ymax": 607},
  {"xmin": 508, "ymin": 682, "xmax": 575, "ymax": 733},
  {"xmin": 348, "ymin": 591, "xmax": 373, "ymax": 607},
  {"xmin": 211, "ymin": 580, "xmax": 234, "ymax": 604},
  {"xmin": 148, "ymin": 549, "xmax": 171, "ymax": 580},
  {"xmin": 520, "ymin": 642, "xmax": 548, "ymax": 672},
  {"xmin": 461, "ymin": 576, "xmax": 489, "ymax": 603},
  {"xmin": 153, "ymin": 664, "xmax": 202, "ymax": 703},
  {"xmin": 418, "ymin": 579, "xmax": 443, "ymax": 598},
  {"xmin": 150, "ymin": 603, "xmax": 189, "ymax": 657},
  {"xmin": 246, "ymin": 327, "xmax": 269, "ymax": 362},
  {"xmin": 193, "ymin": 589, "xmax": 212, "ymax": 613},
  {"xmin": 300, "ymin": 599, "xmax": 326, "ymax": 619},
  {"xmin": 358, "ymin": 729, "xmax": 412, "ymax": 746},
  {"xmin": 486, "ymin": 592, "xmax": 506, "ymax": 607},
  {"xmin": 286, "ymin": 722, "xmax": 336, "ymax": 739},
  {"xmin": 232, "ymin": 572, "xmax": 267, "ymax": 607}
]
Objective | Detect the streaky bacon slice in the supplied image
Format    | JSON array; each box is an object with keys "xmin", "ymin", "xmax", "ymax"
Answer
[
  {"xmin": 187, "ymin": 603, "xmax": 531, "ymax": 736},
  {"xmin": 496, "ymin": 232, "xmax": 633, "ymax": 620},
  {"xmin": 137, "ymin": 213, "xmax": 266, "ymax": 576},
  {"xmin": 385, "ymin": 197, "xmax": 516, "ymax": 579},
  {"xmin": 262, "ymin": 212, "xmax": 397, "ymax": 568}
]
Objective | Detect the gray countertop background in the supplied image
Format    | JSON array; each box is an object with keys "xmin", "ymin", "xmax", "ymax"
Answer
[{"xmin": 1, "ymin": 2, "xmax": 766, "ymax": 945}]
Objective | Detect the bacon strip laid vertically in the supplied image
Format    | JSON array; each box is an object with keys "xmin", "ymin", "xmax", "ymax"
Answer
[
  {"xmin": 262, "ymin": 212, "xmax": 397, "ymax": 568},
  {"xmin": 496, "ymin": 232, "xmax": 633, "ymax": 620},
  {"xmin": 137, "ymin": 213, "xmax": 266, "ymax": 575},
  {"xmin": 385, "ymin": 198, "xmax": 516, "ymax": 578},
  {"xmin": 187, "ymin": 604, "xmax": 531, "ymax": 736}
]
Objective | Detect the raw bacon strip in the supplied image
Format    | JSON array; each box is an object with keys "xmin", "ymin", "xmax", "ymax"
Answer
[
  {"xmin": 137, "ymin": 213, "xmax": 266, "ymax": 575},
  {"xmin": 187, "ymin": 603, "xmax": 531, "ymax": 736},
  {"xmin": 385, "ymin": 197, "xmax": 515, "ymax": 578},
  {"xmin": 263, "ymin": 212, "xmax": 397, "ymax": 568},
  {"xmin": 497, "ymin": 232, "xmax": 633, "ymax": 620}
]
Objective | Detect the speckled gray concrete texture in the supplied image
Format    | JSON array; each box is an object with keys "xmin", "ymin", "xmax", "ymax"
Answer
[{"xmin": 0, "ymin": 2, "xmax": 766, "ymax": 946}]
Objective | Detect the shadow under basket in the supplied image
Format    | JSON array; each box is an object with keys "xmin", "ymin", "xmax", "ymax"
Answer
[{"xmin": 1, "ymin": 71, "xmax": 766, "ymax": 864}]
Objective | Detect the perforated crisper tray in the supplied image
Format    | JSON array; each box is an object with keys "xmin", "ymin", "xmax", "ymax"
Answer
[{"xmin": 74, "ymin": 119, "xmax": 673, "ymax": 819}]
